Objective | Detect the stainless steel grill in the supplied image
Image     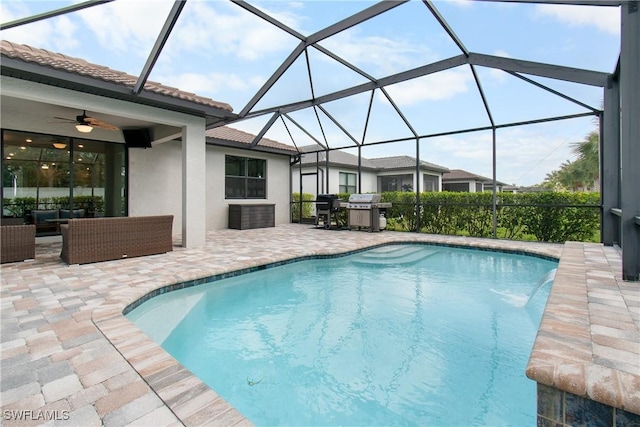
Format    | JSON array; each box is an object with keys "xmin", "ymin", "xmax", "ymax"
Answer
[{"xmin": 346, "ymin": 194, "xmax": 391, "ymax": 232}]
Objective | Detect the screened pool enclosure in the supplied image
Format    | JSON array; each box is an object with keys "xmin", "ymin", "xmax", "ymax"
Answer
[{"xmin": 1, "ymin": 0, "xmax": 638, "ymax": 280}]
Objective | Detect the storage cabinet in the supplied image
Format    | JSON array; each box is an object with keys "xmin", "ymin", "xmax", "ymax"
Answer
[
  {"xmin": 228, "ymin": 204, "xmax": 275, "ymax": 230},
  {"xmin": 348, "ymin": 208, "xmax": 383, "ymax": 231}
]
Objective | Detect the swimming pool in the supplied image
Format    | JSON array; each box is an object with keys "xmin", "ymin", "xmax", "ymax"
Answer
[{"xmin": 127, "ymin": 244, "xmax": 557, "ymax": 426}]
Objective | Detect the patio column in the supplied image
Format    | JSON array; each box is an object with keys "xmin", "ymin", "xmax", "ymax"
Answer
[
  {"xmin": 620, "ymin": 0, "xmax": 640, "ymax": 281},
  {"xmin": 601, "ymin": 76, "xmax": 620, "ymax": 247},
  {"xmin": 182, "ymin": 119, "xmax": 206, "ymax": 248}
]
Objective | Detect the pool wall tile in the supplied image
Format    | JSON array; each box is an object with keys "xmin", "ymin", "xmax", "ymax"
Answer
[
  {"xmin": 537, "ymin": 386, "xmax": 640, "ymax": 427},
  {"xmin": 616, "ymin": 409, "xmax": 640, "ymax": 427},
  {"xmin": 565, "ymin": 392, "xmax": 613, "ymax": 426},
  {"xmin": 538, "ymin": 383, "xmax": 563, "ymax": 422}
]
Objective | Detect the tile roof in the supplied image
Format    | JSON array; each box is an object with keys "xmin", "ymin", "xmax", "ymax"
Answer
[
  {"xmin": 368, "ymin": 155, "xmax": 449, "ymax": 172},
  {"xmin": 206, "ymin": 126, "xmax": 297, "ymax": 153},
  {"xmin": 443, "ymin": 169, "xmax": 492, "ymax": 181},
  {"xmin": 299, "ymin": 146, "xmax": 378, "ymax": 169},
  {"xmin": 297, "ymin": 146, "xmax": 448, "ymax": 172},
  {"xmin": 0, "ymin": 40, "xmax": 233, "ymax": 112},
  {"xmin": 443, "ymin": 169, "xmax": 508, "ymax": 186}
]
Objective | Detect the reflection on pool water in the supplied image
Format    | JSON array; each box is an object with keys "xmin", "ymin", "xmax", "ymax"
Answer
[{"xmin": 127, "ymin": 244, "xmax": 558, "ymax": 426}]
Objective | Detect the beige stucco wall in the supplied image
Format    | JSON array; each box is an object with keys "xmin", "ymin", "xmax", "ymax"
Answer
[
  {"xmin": 293, "ymin": 167, "xmax": 378, "ymax": 196},
  {"xmin": 206, "ymin": 146, "xmax": 292, "ymax": 230},
  {"xmin": 128, "ymin": 140, "xmax": 183, "ymax": 222},
  {"xmin": 131, "ymin": 142, "xmax": 292, "ymax": 231}
]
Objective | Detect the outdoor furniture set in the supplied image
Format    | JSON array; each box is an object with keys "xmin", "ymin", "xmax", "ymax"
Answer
[
  {"xmin": 1, "ymin": 215, "xmax": 173, "ymax": 265},
  {"xmin": 31, "ymin": 208, "xmax": 86, "ymax": 234},
  {"xmin": 1, "ymin": 224, "xmax": 36, "ymax": 264}
]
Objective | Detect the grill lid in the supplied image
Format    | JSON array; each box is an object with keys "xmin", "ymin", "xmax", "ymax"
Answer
[{"xmin": 348, "ymin": 194, "xmax": 381, "ymax": 204}]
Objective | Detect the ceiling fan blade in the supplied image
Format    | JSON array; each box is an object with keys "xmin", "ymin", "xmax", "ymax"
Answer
[
  {"xmin": 84, "ymin": 117, "xmax": 119, "ymax": 131},
  {"xmin": 53, "ymin": 116, "xmax": 77, "ymax": 123}
]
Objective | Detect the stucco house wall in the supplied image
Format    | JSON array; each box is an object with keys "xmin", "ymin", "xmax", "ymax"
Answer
[
  {"xmin": 361, "ymin": 170, "xmax": 379, "ymax": 193},
  {"xmin": 206, "ymin": 146, "xmax": 292, "ymax": 230},
  {"xmin": 127, "ymin": 141, "xmax": 293, "ymax": 231},
  {"xmin": 292, "ymin": 166, "xmax": 378, "ymax": 196},
  {"xmin": 128, "ymin": 140, "xmax": 183, "ymax": 222}
]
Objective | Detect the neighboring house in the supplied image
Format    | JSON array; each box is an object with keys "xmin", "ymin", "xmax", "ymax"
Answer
[
  {"xmin": 292, "ymin": 145, "xmax": 449, "ymax": 196},
  {"xmin": 0, "ymin": 41, "xmax": 296, "ymax": 246},
  {"xmin": 442, "ymin": 169, "xmax": 508, "ymax": 193}
]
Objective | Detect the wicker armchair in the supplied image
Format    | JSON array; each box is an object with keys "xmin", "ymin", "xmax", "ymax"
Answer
[
  {"xmin": 1, "ymin": 224, "xmax": 36, "ymax": 263},
  {"xmin": 60, "ymin": 215, "xmax": 173, "ymax": 264}
]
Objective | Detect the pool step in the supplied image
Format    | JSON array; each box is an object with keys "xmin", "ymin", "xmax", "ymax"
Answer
[{"xmin": 352, "ymin": 246, "xmax": 438, "ymax": 266}]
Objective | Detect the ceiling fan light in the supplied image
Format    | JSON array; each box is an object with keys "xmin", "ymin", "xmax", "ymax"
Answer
[
  {"xmin": 75, "ymin": 124, "xmax": 93, "ymax": 133},
  {"xmin": 53, "ymin": 142, "xmax": 67, "ymax": 149}
]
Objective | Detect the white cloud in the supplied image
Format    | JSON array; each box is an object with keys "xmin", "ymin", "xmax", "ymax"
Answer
[
  {"xmin": 535, "ymin": 4, "xmax": 620, "ymax": 35},
  {"xmin": 1, "ymin": 3, "xmax": 80, "ymax": 51},
  {"xmin": 155, "ymin": 71, "xmax": 264, "ymax": 101},
  {"xmin": 382, "ymin": 68, "xmax": 472, "ymax": 107},
  {"xmin": 447, "ymin": 0, "xmax": 475, "ymax": 8},
  {"xmin": 321, "ymin": 29, "xmax": 438, "ymax": 76},
  {"xmin": 421, "ymin": 125, "xmax": 582, "ymax": 186},
  {"xmin": 75, "ymin": 0, "xmax": 172, "ymax": 56},
  {"xmin": 170, "ymin": 1, "xmax": 299, "ymax": 61},
  {"xmin": 287, "ymin": 2, "xmax": 305, "ymax": 10}
]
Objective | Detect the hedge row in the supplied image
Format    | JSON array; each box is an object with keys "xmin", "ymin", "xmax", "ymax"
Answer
[
  {"xmin": 2, "ymin": 196, "xmax": 105, "ymax": 217},
  {"xmin": 381, "ymin": 191, "xmax": 600, "ymax": 242},
  {"xmin": 292, "ymin": 191, "xmax": 601, "ymax": 243}
]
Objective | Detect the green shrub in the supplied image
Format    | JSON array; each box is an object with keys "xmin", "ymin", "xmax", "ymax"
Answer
[
  {"xmin": 291, "ymin": 193, "xmax": 314, "ymax": 221},
  {"xmin": 418, "ymin": 192, "xmax": 494, "ymax": 237},
  {"xmin": 382, "ymin": 192, "xmax": 418, "ymax": 231},
  {"xmin": 50, "ymin": 196, "xmax": 104, "ymax": 213},
  {"xmin": 290, "ymin": 190, "xmax": 600, "ymax": 243},
  {"xmin": 496, "ymin": 193, "xmax": 528, "ymax": 240},
  {"xmin": 73, "ymin": 196, "xmax": 104, "ymax": 214},
  {"xmin": 2, "ymin": 197, "xmax": 36, "ymax": 218},
  {"xmin": 407, "ymin": 190, "xmax": 598, "ymax": 242},
  {"xmin": 336, "ymin": 193, "xmax": 350, "ymax": 226},
  {"xmin": 517, "ymin": 192, "xmax": 600, "ymax": 242}
]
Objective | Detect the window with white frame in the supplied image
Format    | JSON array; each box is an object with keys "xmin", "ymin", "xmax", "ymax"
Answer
[
  {"xmin": 423, "ymin": 174, "xmax": 438, "ymax": 192},
  {"xmin": 339, "ymin": 172, "xmax": 356, "ymax": 193},
  {"xmin": 379, "ymin": 174, "xmax": 413, "ymax": 192}
]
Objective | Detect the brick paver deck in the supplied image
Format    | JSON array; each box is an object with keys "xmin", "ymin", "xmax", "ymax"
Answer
[{"xmin": 1, "ymin": 224, "xmax": 638, "ymax": 425}]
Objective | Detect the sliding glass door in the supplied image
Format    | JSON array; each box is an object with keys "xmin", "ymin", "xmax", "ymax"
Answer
[{"xmin": 1, "ymin": 129, "xmax": 127, "ymax": 235}]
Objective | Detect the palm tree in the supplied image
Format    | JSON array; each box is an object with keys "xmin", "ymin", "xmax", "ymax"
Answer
[
  {"xmin": 540, "ymin": 130, "xmax": 600, "ymax": 192},
  {"xmin": 570, "ymin": 131, "xmax": 599, "ymax": 190}
]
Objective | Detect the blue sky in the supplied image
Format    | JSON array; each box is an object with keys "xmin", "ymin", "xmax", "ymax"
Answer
[{"xmin": 1, "ymin": 0, "xmax": 621, "ymax": 186}]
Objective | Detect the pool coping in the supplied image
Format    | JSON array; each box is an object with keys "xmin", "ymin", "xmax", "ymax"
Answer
[
  {"xmin": 89, "ymin": 232, "xmax": 639, "ymax": 425},
  {"xmin": 525, "ymin": 241, "xmax": 640, "ymax": 416}
]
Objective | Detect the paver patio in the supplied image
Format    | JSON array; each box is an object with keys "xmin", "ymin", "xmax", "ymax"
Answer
[{"xmin": 1, "ymin": 224, "xmax": 638, "ymax": 426}]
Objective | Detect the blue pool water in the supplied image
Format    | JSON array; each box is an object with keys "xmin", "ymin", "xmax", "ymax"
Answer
[{"xmin": 127, "ymin": 244, "xmax": 557, "ymax": 426}]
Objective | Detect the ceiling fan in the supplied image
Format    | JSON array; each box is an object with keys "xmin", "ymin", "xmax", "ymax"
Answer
[{"xmin": 54, "ymin": 110, "xmax": 120, "ymax": 133}]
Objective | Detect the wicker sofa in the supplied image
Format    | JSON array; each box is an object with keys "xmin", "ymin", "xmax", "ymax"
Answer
[
  {"xmin": 60, "ymin": 215, "xmax": 173, "ymax": 265},
  {"xmin": 1, "ymin": 224, "xmax": 36, "ymax": 263}
]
